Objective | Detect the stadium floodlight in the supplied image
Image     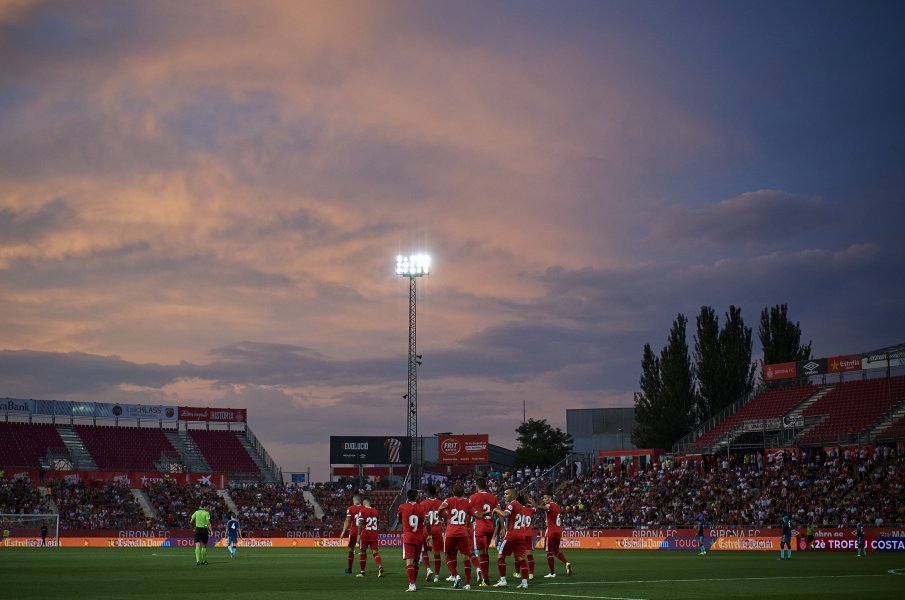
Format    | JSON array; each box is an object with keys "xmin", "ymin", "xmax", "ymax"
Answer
[
  {"xmin": 396, "ymin": 254, "xmax": 431, "ymax": 277},
  {"xmin": 396, "ymin": 253, "xmax": 430, "ymax": 490}
]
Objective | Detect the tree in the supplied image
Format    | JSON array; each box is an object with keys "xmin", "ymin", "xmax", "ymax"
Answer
[
  {"xmin": 512, "ymin": 418, "xmax": 573, "ymax": 469},
  {"xmin": 759, "ymin": 304, "xmax": 812, "ymax": 366},
  {"xmin": 633, "ymin": 314, "xmax": 697, "ymax": 449},
  {"xmin": 631, "ymin": 343, "xmax": 663, "ymax": 448},
  {"xmin": 694, "ymin": 306, "xmax": 721, "ymax": 422},
  {"xmin": 694, "ymin": 305, "xmax": 756, "ymax": 421},
  {"xmin": 720, "ymin": 305, "xmax": 756, "ymax": 410}
]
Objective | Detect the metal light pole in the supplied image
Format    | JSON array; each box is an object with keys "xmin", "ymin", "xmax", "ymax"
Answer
[{"xmin": 396, "ymin": 254, "xmax": 430, "ymax": 490}]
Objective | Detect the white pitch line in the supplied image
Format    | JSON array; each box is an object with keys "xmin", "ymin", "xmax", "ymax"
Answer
[
  {"xmin": 429, "ymin": 588, "xmax": 647, "ymax": 600},
  {"xmin": 548, "ymin": 573, "xmax": 889, "ymax": 586}
]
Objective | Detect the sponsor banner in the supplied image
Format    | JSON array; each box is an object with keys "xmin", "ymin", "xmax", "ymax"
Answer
[
  {"xmin": 3, "ymin": 469, "xmax": 228, "ymax": 489},
  {"xmin": 0, "ymin": 398, "xmax": 33, "ymax": 414},
  {"xmin": 803, "ymin": 536, "xmax": 905, "ymax": 553},
  {"xmin": 95, "ymin": 403, "xmax": 178, "ymax": 421},
  {"xmin": 438, "ymin": 434, "xmax": 489, "ymax": 464},
  {"xmin": 862, "ymin": 354, "xmax": 905, "ymax": 370},
  {"xmin": 329, "ymin": 436, "xmax": 411, "ymax": 464},
  {"xmin": 796, "ymin": 358, "xmax": 827, "ymax": 378},
  {"xmin": 740, "ymin": 415, "xmax": 804, "ymax": 432},
  {"xmin": 11, "ymin": 528, "xmax": 900, "ymax": 552},
  {"xmin": 763, "ymin": 362, "xmax": 797, "ymax": 381},
  {"xmin": 177, "ymin": 406, "xmax": 247, "ymax": 422},
  {"xmin": 827, "ymin": 355, "xmax": 862, "ymax": 374}
]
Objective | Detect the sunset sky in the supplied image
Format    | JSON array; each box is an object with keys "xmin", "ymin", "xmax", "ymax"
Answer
[{"xmin": 2, "ymin": 1, "xmax": 903, "ymax": 481}]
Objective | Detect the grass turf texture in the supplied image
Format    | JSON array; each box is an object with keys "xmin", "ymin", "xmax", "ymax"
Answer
[{"xmin": 4, "ymin": 548, "xmax": 904, "ymax": 599}]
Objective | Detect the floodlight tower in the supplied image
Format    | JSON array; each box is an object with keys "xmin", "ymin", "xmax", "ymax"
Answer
[{"xmin": 396, "ymin": 254, "xmax": 430, "ymax": 488}]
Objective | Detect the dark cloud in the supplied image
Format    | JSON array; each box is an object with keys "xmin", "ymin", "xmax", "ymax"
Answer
[
  {"xmin": 649, "ymin": 190, "xmax": 829, "ymax": 248},
  {"xmin": 0, "ymin": 198, "xmax": 76, "ymax": 243}
]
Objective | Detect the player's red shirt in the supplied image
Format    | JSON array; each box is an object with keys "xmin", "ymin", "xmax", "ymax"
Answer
[
  {"xmin": 502, "ymin": 500, "xmax": 530, "ymax": 541},
  {"xmin": 346, "ymin": 504, "xmax": 362, "ymax": 533},
  {"xmin": 543, "ymin": 502, "xmax": 563, "ymax": 537},
  {"xmin": 398, "ymin": 501, "xmax": 427, "ymax": 545},
  {"xmin": 421, "ymin": 497, "xmax": 444, "ymax": 536},
  {"xmin": 443, "ymin": 496, "xmax": 472, "ymax": 537},
  {"xmin": 357, "ymin": 505, "xmax": 379, "ymax": 542},
  {"xmin": 518, "ymin": 503, "xmax": 536, "ymax": 542},
  {"xmin": 469, "ymin": 491, "xmax": 499, "ymax": 534}
]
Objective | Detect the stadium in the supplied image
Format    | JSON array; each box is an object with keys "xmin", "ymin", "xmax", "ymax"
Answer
[
  {"xmin": 4, "ymin": 2, "xmax": 905, "ymax": 599},
  {"xmin": 3, "ymin": 343, "xmax": 905, "ymax": 598}
]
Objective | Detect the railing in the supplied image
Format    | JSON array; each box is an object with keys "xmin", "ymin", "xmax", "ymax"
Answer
[
  {"xmin": 515, "ymin": 456, "xmax": 570, "ymax": 500},
  {"xmin": 387, "ymin": 465, "xmax": 413, "ymax": 529},
  {"xmin": 244, "ymin": 424, "xmax": 283, "ymax": 482},
  {"xmin": 671, "ymin": 384, "xmax": 765, "ymax": 454}
]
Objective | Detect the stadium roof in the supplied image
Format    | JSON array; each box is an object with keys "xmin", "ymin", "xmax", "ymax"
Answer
[{"xmin": 862, "ymin": 342, "xmax": 905, "ymax": 361}]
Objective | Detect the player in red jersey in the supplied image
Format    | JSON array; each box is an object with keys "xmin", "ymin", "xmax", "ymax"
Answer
[
  {"xmin": 339, "ymin": 494, "xmax": 362, "ymax": 574},
  {"xmin": 469, "ymin": 477, "xmax": 499, "ymax": 586},
  {"xmin": 519, "ymin": 494, "xmax": 537, "ymax": 579},
  {"xmin": 420, "ymin": 484, "xmax": 444, "ymax": 582},
  {"xmin": 355, "ymin": 498, "xmax": 385, "ymax": 578},
  {"xmin": 398, "ymin": 488, "xmax": 430, "ymax": 592},
  {"xmin": 529, "ymin": 492, "xmax": 572, "ymax": 577},
  {"xmin": 492, "ymin": 487, "xmax": 530, "ymax": 589},
  {"xmin": 437, "ymin": 482, "xmax": 474, "ymax": 590}
]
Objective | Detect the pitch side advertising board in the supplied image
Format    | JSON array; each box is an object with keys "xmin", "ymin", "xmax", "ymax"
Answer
[
  {"xmin": 10, "ymin": 528, "xmax": 902, "ymax": 551},
  {"xmin": 329, "ymin": 436, "xmax": 411, "ymax": 464},
  {"xmin": 437, "ymin": 434, "xmax": 489, "ymax": 464}
]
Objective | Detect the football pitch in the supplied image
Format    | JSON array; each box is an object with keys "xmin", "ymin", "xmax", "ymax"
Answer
[{"xmin": 4, "ymin": 548, "xmax": 904, "ymax": 600}]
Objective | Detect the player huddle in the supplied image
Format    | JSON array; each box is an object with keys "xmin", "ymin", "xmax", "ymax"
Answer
[{"xmin": 341, "ymin": 478, "xmax": 572, "ymax": 592}]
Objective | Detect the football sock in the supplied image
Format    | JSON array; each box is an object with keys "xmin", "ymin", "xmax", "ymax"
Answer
[
  {"xmin": 201, "ymin": 547, "xmax": 207, "ymax": 561},
  {"xmin": 434, "ymin": 553, "xmax": 441, "ymax": 576},
  {"xmin": 547, "ymin": 554, "xmax": 555, "ymax": 573},
  {"xmin": 480, "ymin": 553, "xmax": 490, "ymax": 582},
  {"xmin": 556, "ymin": 552, "xmax": 567, "ymax": 564},
  {"xmin": 360, "ymin": 551, "xmax": 367, "ymax": 572},
  {"xmin": 406, "ymin": 564, "xmax": 416, "ymax": 585},
  {"xmin": 195, "ymin": 546, "xmax": 201, "ymax": 562},
  {"xmin": 347, "ymin": 550, "xmax": 355, "ymax": 569},
  {"xmin": 446, "ymin": 554, "xmax": 459, "ymax": 577},
  {"xmin": 374, "ymin": 552, "xmax": 383, "ymax": 568},
  {"xmin": 527, "ymin": 554, "xmax": 534, "ymax": 575},
  {"xmin": 498, "ymin": 556, "xmax": 507, "ymax": 577},
  {"xmin": 464, "ymin": 562, "xmax": 471, "ymax": 586}
]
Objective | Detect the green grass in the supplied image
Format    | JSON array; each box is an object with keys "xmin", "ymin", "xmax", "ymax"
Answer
[{"xmin": 4, "ymin": 548, "xmax": 904, "ymax": 600}]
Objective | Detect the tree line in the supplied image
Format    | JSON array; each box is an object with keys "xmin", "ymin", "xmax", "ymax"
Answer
[{"xmin": 632, "ymin": 303, "xmax": 811, "ymax": 450}]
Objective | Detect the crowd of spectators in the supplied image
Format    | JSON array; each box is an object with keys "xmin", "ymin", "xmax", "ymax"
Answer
[
  {"xmin": 558, "ymin": 444, "xmax": 904, "ymax": 529},
  {"xmin": 227, "ymin": 483, "xmax": 315, "ymax": 531},
  {"xmin": 0, "ymin": 474, "xmax": 52, "ymax": 515},
  {"xmin": 4, "ymin": 443, "xmax": 902, "ymax": 532},
  {"xmin": 144, "ymin": 478, "xmax": 230, "ymax": 529},
  {"xmin": 53, "ymin": 480, "xmax": 145, "ymax": 530}
]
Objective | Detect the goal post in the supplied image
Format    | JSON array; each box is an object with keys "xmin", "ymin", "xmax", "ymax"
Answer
[{"xmin": 0, "ymin": 513, "xmax": 60, "ymax": 547}]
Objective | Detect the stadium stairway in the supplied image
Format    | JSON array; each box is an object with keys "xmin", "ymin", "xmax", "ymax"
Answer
[
  {"xmin": 860, "ymin": 397, "xmax": 905, "ymax": 441},
  {"xmin": 38, "ymin": 486, "xmax": 59, "ymax": 514},
  {"xmin": 217, "ymin": 488, "xmax": 239, "ymax": 514},
  {"xmin": 132, "ymin": 489, "xmax": 159, "ymax": 520},
  {"xmin": 164, "ymin": 430, "xmax": 211, "ymax": 472},
  {"xmin": 784, "ymin": 386, "xmax": 834, "ymax": 419},
  {"xmin": 234, "ymin": 431, "xmax": 280, "ymax": 484},
  {"xmin": 55, "ymin": 426, "xmax": 98, "ymax": 470},
  {"xmin": 302, "ymin": 490, "xmax": 325, "ymax": 520}
]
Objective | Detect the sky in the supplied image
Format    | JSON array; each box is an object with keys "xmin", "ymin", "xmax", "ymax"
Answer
[{"xmin": 1, "ymin": 0, "xmax": 904, "ymax": 481}]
